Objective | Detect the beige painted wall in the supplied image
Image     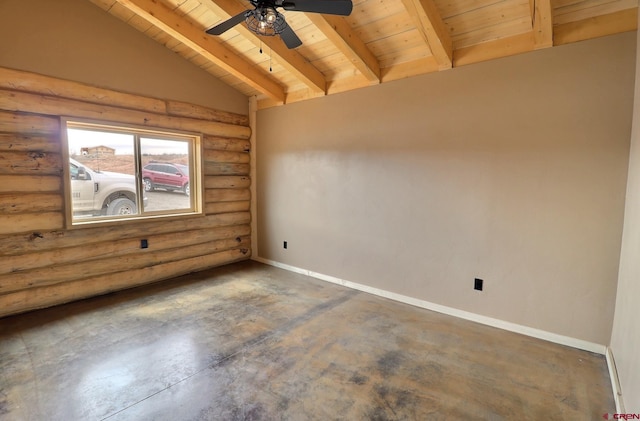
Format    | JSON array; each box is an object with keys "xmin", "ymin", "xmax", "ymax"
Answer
[
  {"xmin": 0, "ymin": 0, "xmax": 248, "ymax": 115},
  {"xmin": 610, "ymin": 21, "xmax": 640, "ymax": 412},
  {"xmin": 257, "ymin": 32, "xmax": 636, "ymax": 345}
]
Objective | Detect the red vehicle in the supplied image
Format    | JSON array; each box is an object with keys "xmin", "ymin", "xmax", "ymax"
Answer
[{"xmin": 142, "ymin": 162, "xmax": 190, "ymax": 196}]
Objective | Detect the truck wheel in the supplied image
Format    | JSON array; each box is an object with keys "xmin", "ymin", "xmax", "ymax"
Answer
[
  {"xmin": 183, "ymin": 182, "xmax": 190, "ymax": 197},
  {"xmin": 143, "ymin": 178, "xmax": 154, "ymax": 192},
  {"xmin": 107, "ymin": 198, "xmax": 137, "ymax": 215}
]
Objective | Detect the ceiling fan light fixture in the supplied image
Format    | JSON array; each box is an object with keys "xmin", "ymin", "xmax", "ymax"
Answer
[
  {"xmin": 246, "ymin": 7, "xmax": 285, "ymax": 36},
  {"xmin": 266, "ymin": 8, "xmax": 278, "ymax": 23}
]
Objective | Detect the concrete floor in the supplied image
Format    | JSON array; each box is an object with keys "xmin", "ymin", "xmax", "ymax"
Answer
[{"xmin": 0, "ymin": 260, "xmax": 613, "ymax": 420}]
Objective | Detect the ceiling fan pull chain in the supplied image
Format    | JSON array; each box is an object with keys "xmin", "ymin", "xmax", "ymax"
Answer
[
  {"xmin": 269, "ymin": 47, "xmax": 273, "ymax": 72},
  {"xmin": 259, "ymin": 39, "xmax": 263, "ymax": 54}
]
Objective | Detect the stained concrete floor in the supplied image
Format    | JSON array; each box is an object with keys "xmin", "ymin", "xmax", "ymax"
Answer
[{"xmin": 0, "ymin": 261, "xmax": 613, "ymax": 420}]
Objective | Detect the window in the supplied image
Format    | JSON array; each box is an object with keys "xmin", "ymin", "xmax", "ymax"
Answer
[{"xmin": 62, "ymin": 119, "xmax": 202, "ymax": 226}]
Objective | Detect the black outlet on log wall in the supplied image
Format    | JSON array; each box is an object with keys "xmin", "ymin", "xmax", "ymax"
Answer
[
  {"xmin": 474, "ymin": 278, "xmax": 483, "ymax": 291},
  {"xmin": 141, "ymin": 239, "xmax": 149, "ymax": 249}
]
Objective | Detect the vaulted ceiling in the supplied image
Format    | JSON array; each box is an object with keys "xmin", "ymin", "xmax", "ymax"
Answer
[{"xmin": 90, "ymin": 0, "xmax": 637, "ymax": 108}]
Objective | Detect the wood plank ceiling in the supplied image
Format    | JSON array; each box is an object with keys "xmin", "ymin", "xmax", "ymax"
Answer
[{"xmin": 89, "ymin": 0, "xmax": 637, "ymax": 108}]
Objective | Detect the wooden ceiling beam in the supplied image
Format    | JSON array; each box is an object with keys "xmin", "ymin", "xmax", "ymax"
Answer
[
  {"xmin": 258, "ymin": 55, "xmax": 444, "ymax": 109},
  {"xmin": 114, "ymin": 0, "xmax": 286, "ymax": 103},
  {"xmin": 401, "ymin": 0, "xmax": 453, "ymax": 70},
  {"xmin": 453, "ymin": 32, "xmax": 534, "ymax": 67},
  {"xmin": 203, "ymin": 0, "xmax": 327, "ymax": 94},
  {"xmin": 554, "ymin": 8, "xmax": 638, "ymax": 46},
  {"xmin": 381, "ymin": 56, "xmax": 439, "ymax": 83},
  {"xmin": 531, "ymin": 0, "xmax": 553, "ymax": 49},
  {"xmin": 305, "ymin": 14, "xmax": 381, "ymax": 83}
]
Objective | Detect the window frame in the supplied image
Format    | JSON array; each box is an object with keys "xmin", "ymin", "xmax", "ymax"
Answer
[{"xmin": 61, "ymin": 118, "xmax": 204, "ymax": 228}]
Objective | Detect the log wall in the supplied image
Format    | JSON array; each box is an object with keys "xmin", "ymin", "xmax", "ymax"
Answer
[{"xmin": 0, "ymin": 67, "xmax": 252, "ymax": 317}]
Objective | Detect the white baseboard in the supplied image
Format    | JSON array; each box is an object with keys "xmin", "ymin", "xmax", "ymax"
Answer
[
  {"xmin": 252, "ymin": 256, "xmax": 607, "ymax": 355},
  {"xmin": 606, "ymin": 347, "xmax": 625, "ymax": 413}
]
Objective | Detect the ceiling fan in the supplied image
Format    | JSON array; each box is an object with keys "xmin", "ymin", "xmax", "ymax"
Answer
[{"xmin": 205, "ymin": 0, "xmax": 353, "ymax": 49}]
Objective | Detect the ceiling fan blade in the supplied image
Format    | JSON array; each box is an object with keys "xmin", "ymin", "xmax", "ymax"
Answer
[
  {"xmin": 280, "ymin": 0, "xmax": 353, "ymax": 16},
  {"xmin": 206, "ymin": 11, "xmax": 249, "ymax": 35},
  {"xmin": 280, "ymin": 22, "xmax": 303, "ymax": 49}
]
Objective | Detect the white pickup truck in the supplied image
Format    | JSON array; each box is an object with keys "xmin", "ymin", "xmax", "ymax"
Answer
[{"xmin": 69, "ymin": 158, "xmax": 147, "ymax": 217}]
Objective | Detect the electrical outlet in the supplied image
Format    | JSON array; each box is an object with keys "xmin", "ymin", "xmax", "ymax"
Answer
[
  {"xmin": 283, "ymin": 241, "xmax": 287, "ymax": 249},
  {"xmin": 474, "ymin": 278, "xmax": 483, "ymax": 291},
  {"xmin": 141, "ymin": 239, "xmax": 149, "ymax": 249}
]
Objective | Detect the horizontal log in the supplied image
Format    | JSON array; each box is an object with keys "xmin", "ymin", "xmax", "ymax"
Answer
[
  {"xmin": 0, "ymin": 175, "xmax": 61, "ymax": 193},
  {"xmin": 165, "ymin": 100, "xmax": 249, "ymax": 127},
  {"xmin": 0, "ymin": 133, "xmax": 60, "ymax": 153},
  {"xmin": 204, "ymin": 176, "xmax": 251, "ymax": 189},
  {"xmin": 0, "ymin": 68, "xmax": 254, "ymax": 317},
  {"xmin": 204, "ymin": 149, "xmax": 250, "ymax": 164},
  {"xmin": 0, "ymin": 193, "xmax": 62, "ymax": 214},
  {"xmin": 205, "ymin": 188, "xmax": 251, "ymax": 203},
  {"xmin": 0, "ymin": 110, "xmax": 60, "ymax": 135},
  {"xmin": 0, "ymin": 66, "xmax": 167, "ymax": 114},
  {"xmin": 0, "ymin": 89, "xmax": 251, "ymax": 140},
  {"xmin": 203, "ymin": 136, "xmax": 251, "ymax": 153},
  {"xmin": 0, "ymin": 212, "xmax": 64, "ymax": 235},
  {"xmin": 0, "ymin": 224, "xmax": 250, "ymax": 274},
  {"xmin": 0, "ymin": 236, "xmax": 250, "ymax": 294},
  {"xmin": 0, "ymin": 212, "xmax": 251, "ymax": 255},
  {"xmin": 0, "ymin": 151, "xmax": 62, "ymax": 175},
  {"xmin": 0, "ymin": 67, "xmax": 249, "ymax": 128},
  {"xmin": 204, "ymin": 162, "xmax": 250, "ymax": 176},
  {"xmin": 0, "ymin": 248, "xmax": 250, "ymax": 318},
  {"xmin": 205, "ymin": 201, "xmax": 251, "ymax": 215}
]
